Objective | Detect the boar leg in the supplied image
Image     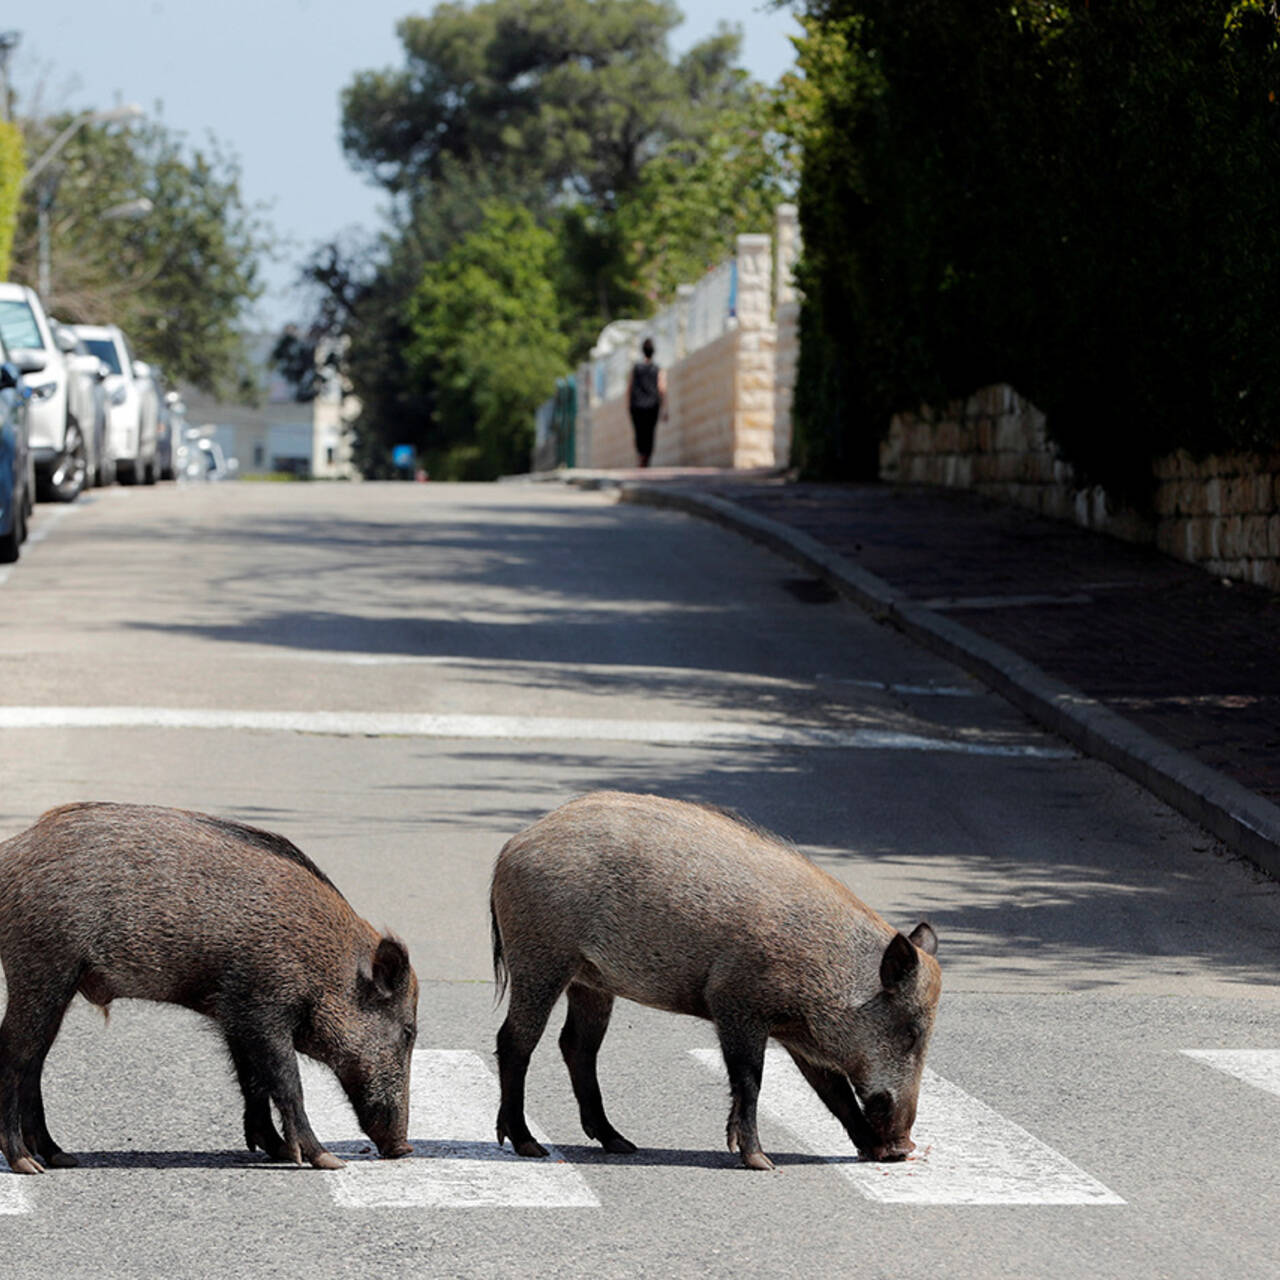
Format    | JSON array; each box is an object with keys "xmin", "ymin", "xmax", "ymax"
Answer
[
  {"xmin": 225, "ymin": 1038, "xmax": 289, "ymax": 1161},
  {"xmin": 223, "ymin": 1026, "xmax": 342, "ymax": 1170},
  {"xmin": 782, "ymin": 1047, "xmax": 877, "ymax": 1158},
  {"xmin": 712, "ymin": 1013, "xmax": 775, "ymax": 1171},
  {"xmin": 0, "ymin": 969, "xmax": 79, "ymax": 1175},
  {"xmin": 20, "ymin": 1074, "xmax": 77, "ymax": 1168},
  {"xmin": 558, "ymin": 984, "xmax": 635, "ymax": 1155},
  {"xmin": 496, "ymin": 965, "xmax": 573, "ymax": 1158}
]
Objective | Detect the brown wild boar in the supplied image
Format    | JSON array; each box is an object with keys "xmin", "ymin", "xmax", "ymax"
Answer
[
  {"xmin": 0, "ymin": 803, "xmax": 418, "ymax": 1175},
  {"xmin": 490, "ymin": 791, "xmax": 940, "ymax": 1170}
]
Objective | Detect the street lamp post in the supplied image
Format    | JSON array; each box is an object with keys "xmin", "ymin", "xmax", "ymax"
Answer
[
  {"xmin": 20, "ymin": 102, "xmax": 144, "ymax": 192},
  {"xmin": 23, "ymin": 103, "xmax": 145, "ymax": 301}
]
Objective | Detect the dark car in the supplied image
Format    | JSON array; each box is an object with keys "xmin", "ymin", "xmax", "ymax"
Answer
[{"xmin": 0, "ymin": 333, "xmax": 33, "ymax": 562}]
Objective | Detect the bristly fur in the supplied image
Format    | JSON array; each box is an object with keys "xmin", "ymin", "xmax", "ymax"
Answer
[{"xmin": 190, "ymin": 813, "xmax": 342, "ymax": 894}]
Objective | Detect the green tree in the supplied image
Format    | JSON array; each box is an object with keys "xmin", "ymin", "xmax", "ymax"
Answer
[
  {"xmin": 407, "ymin": 201, "xmax": 569, "ymax": 478},
  {"xmin": 0, "ymin": 121, "xmax": 23, "ymax": 279},
  {"xmin": 789, "ymin": 1, "xmax": 1280, "ymax": 496},
  {"xmin": 313, "ymin": 0, "xmax": 775, "ymax": 475},
  {"xmin": 614, "ymin": 83, "xmax": 796, "ymax": 308},
  {"xmin": 341, "ymin": 0, "xmax": 747, "ymax": 206},
  {"xmin": 11, "ymin": 117, "xmax": 267, "ymax": 395}
]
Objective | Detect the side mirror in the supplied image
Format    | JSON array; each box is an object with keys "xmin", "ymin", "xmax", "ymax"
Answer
[
  {"xmin": 95, "ymin": 360, "xmax": 110, "ymax": 381},
  {"xmin": 15, "ymin": 351, "xmax": 47, "ymax": 376},
  {"xmin": 132, "ymin": 359, "xmax": 151, "ymax": 379},
  {"xmin": 53, "ymin": 328, "xmax": 79, "ymax": 355}
]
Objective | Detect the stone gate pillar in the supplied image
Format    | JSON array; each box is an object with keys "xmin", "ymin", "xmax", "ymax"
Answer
[{"xmin": 733, "ymin": 233, "xmax": 777, "ymax": 468}]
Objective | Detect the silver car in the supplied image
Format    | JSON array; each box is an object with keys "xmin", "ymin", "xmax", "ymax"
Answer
[
  {"xmin": 70, "ymin": 323, "xmax": 158, "ymax": 485},
  {"xmin": 0, "ymin": 282, "xmax": 86, "ymax": 502}
]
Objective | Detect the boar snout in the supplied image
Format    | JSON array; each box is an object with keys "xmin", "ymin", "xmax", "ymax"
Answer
[
  {"xmin": 334, "ymin": 934, "xmax": 418, "ymax": 1161},
  {"xmin": 858, "ymin": 1088, "xmax": 919, "ymax": 1162}
]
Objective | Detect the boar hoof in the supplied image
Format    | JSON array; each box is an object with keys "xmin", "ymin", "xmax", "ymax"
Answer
[
  {"xmin": 602, "ymin": 1136, "xmax": 637, "ymax": 1155},
  {"xmin": 43, "ymin": 1151, "xmax": 79, "ymax": 1169},
  {"xmin": 380, "ymin": 1140, "xmax": 413, "ymax": 1160},
  {"xmin": 741, "ymin": 1150, "xmax": 777, "ymax": 1172},
  {"xmin": 513, "ymin": 1138, "xmax": 548, "ymax": 1159},
  {"xmin": 310, "ymin": 1151, "xmax": 345, "ymax": 1171},
  {"xmin": 11, "ymin": 1156, "xmax": 45, "ymax": 1175}
]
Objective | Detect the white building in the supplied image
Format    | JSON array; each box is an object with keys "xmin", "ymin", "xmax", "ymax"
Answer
[{"xmin": 179, "ymin": 332, "xmax": 359, "ymax": 479}]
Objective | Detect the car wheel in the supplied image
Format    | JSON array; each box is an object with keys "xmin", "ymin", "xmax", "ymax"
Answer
[
  {"xmin": 118, "ymin": 461, "xmax": 137, "ymax": 485},
  {"xmin": 0, "ymin": 511, "xmax": 18, "ymax": 563},
  {"xmin": 51, "ymin": 424, "xmax": 87, "ymax": 503}
]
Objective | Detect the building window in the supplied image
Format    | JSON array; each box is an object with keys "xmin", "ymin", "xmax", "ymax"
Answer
[
  {"xmin": 253, "ymin": 443, "xmax": 264, "ymax": 467},
  {"xmin": 326, "ymin": 446, "xmax": 335, "ymax": 465}
]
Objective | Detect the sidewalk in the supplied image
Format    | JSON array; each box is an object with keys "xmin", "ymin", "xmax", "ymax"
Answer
[{"xmin": 570, "ymin": 469, "xmax": 1280, "ymax": 880}]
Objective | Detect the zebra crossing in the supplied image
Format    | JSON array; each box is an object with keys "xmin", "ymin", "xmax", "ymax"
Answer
[
  {"xmin": 2, "ymin": 1046, "xmax": 1277, "ymax": 1215},
  {"xmin": 300, "ymin": 1051, "xmax": 598, "ymax": 1209},
  {"xmin": 691, "ymin": 1048, "xmax": 1123, "ymax": 1205}
]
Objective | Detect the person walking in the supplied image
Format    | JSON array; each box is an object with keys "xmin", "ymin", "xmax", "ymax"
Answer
[{"xmin": 626, "ymin": 337, "xmax": 666, "ymax": 468}]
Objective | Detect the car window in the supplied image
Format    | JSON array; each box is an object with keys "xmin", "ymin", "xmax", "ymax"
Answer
[
  {"xmin": 82, "ymin": 338, "xmax": 123, "ymax": 374},
  {"xmin": 0, "ymin": 299, "xmax": 43, "ymax": 350}
]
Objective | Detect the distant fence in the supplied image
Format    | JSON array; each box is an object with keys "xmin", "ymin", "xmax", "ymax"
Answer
[{"xmin": 533, "ymin": 205, "xmax": 801, "ymax": 472}]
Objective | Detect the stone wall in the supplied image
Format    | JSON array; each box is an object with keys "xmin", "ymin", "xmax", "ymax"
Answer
[
  {"xmin": 565, "ymin": 207, "xmax": 799, "ymax": 472},
  {"xmin": 670, "ymin": 329, "xmax": 741, "ymax": 467},
  {"xmin": 1153, "ymin": 451, "xmax": 1280, "ymax": 587},
  {"xmin": 881, "ymin": 384, "xmax": 1280, "ymax": 590}
]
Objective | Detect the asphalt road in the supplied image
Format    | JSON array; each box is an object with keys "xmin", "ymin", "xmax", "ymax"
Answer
[{"xmin": 0, "ymin": 481, "xmax": 1276, "ymax": 1279}]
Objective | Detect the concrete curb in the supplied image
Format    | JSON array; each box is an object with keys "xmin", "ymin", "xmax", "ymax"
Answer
[{"xmin": 620, "ymin": 482, "xmax": 1280, "ymax": 881}]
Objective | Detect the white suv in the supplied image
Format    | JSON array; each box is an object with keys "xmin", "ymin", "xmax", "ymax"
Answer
[
  {"xmin": 70, "ymin": 323, "xmax": 157, "ymax": 485},
  {"xmin": 0, "ymin": 282, "xmax": 86, "ymax": 501}
]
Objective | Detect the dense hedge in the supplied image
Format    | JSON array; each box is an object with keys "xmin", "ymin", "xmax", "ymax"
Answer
[
  {"xmin": 0, "ymin": 122, "xmax": 24, "ymax": 280},
  {"xmin": 792, "ymin": 1, "xmax": 1280, "ymax": 502}
]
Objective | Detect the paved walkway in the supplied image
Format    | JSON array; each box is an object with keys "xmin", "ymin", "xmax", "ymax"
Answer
[{"xmin": 561, "ymin": 468, "xmax": 1280, "ymax": 878}]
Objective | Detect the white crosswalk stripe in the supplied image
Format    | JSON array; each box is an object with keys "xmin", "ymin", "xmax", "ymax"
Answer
[
  {"xmin": 1181, "ymin": 1049, "xmax": 1280, "ymax": 1098},
  {"xmin": 300, "ymin": 1050, "xmax": 599, "ymax": 1208},
  {"xmin": 690, "ymin": 1048, "xmax": 1125, "ymax": 1205},
  {"xmin": 0, "ymin": 1180, "xmax": 31, "ymax": 1214}
]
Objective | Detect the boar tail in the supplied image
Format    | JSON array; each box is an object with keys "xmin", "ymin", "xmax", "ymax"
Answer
[{"xmin": 490, "ymin": 896, "xmax": 509, "ymax": 1006}]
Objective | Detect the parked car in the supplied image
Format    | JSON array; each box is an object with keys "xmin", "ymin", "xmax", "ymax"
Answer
[
  {"xmin": 0, "ymin": 282, "xmax": 85, "ymax": 502},
  {"xmin": 0, "ymin": 333, "xmax": 32, "ymax": 562},
  {"xmin": 51, "ymin": 321, "xmax": 112, "ymax": 488},
  {"xmin": 69, "ymin": 323, "xmax": 157, "ymax": 485}
]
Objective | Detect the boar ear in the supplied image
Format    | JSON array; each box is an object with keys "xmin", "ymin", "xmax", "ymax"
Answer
[
  {"xmin": 908, "ymin": 921, "xmax": 938, "ymax": 957},
  {"xmin": 361, "ymin": 935, "xmax": 412, "ymax": 1004},
  {"xmin": 880, "ymin": 932, "xmax": 920, "ymax": 991}
]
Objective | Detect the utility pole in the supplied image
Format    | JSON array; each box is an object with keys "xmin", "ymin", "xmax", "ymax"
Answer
[{"xmin": 0, "ymin": 32, "xmax": 18, "ymax": 124}]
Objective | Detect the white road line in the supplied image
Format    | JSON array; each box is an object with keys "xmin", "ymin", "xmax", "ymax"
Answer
[
  {"xmin": 300, "ymin": 1050, "xmax": 598, "ymax": 1209},
  {"xmin": 0, "ymin": 706, "xmax": 1074, "ymax": 757},
  {"xmin": 691, "ymin": 1049, "xmax": 1124, "ymax": 1205},
  {"xmin": 0, "ymin": 503, "xmax": 81, "ymax": 587},
  {"xmin": 24, "ymin": 502, "xmax": 80, "ymax": 547},
  {"xmin": 1181, "ymin": 1049, "xmax": 1280, "ymax": 1098}
]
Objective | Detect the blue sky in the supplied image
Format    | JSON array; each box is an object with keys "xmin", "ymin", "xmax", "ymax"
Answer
[{"xmin": 12, "ymin": 1, "xmax": 802, "ymax": 329}]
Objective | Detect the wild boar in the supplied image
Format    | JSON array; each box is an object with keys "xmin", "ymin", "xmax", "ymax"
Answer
[
  {"xmin": 490, "ymin": 791, "xmax": 940, "ymax": 1170},
  {"xmin": 0, "ymin": 802, "xmax": 418, "ymax": 1175}
]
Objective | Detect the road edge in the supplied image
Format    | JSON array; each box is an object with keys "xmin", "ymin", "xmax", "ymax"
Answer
[{"xmin": 619, "ymin": 481, "xmax": 1280, "ymax": 882}]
